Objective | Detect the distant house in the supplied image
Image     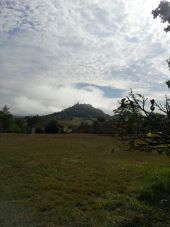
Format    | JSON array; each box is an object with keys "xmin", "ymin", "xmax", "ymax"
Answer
[
  {"xmin": 56, "ymin": 125, "xmax": 72, "ymax": 134},
  {"xmin": 62, "ymin": 127, "xmax": 72, "ymax": 134}
]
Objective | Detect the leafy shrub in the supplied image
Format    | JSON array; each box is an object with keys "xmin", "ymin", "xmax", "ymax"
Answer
[
  {"xmin": 8, "ymin": 123, "xmax": 21, "ymax": 133},
  {"xmin": 138, "ymin": 169, "xmax": 170, "ymax": 210}
]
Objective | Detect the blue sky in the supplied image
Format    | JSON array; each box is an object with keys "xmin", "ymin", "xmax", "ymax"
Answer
[
  {"xmin": 75, "ymin": 83, "xmax": 124, "ymax": 98},
  {"xmin": 0, "ymin": 0, "xmax": 170, "ymax": 115}
]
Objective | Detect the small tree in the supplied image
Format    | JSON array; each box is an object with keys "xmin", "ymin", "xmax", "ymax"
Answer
[
  {"xmin": 113, "ymin": 97, "xmax": 143, "ymax": 138},
  {"xmin": 0, "ymin": 105, "xmax": 12, "ymax": 132}
]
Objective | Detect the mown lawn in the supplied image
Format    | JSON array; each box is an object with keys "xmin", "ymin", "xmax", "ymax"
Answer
[{"xmin": 0, "ymin": 133, "xmax": 169, "ymax": 226}]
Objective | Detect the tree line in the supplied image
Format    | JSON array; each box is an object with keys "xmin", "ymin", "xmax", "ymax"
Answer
[{"xmin": 0, "ymin": 107, "xmax": 69, "ymax": 134}]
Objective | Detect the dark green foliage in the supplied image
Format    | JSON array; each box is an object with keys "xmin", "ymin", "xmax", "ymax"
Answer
[
  {"xmin": 137, "ymin": 169, "xmax": 170, "ymax": 225},
  {"xmin": 93, "ymin": 120, "xmax": 99, "ymax": 134},
  {"xmin": 97, "ymin": 116, "xmax": 106, "ymax": 122},
  {"xmin": 0, "ymin": 104, "xmax": 112, "ymax": 134},
  {"xmin": 166, "ymin": 80, "xmax": 170, "ymax": 88},
  {"xmin": 36, "ymin": 127, "xmax": 45, "ymax": 134},
  {"xmin": 0, "ymin": 105, "xmax": 13, "ymax": 132},
  {"xmin": 14, "ymin": 118, "xmax": 26, "ymax": 133},
  {"xmin": 26, "ymin": 115, "xmax": 46, "ymax": 133},
  {"xmin": 0, "ymin": 106, "xmax": 29, "ymax": 133},
  {"xmin": 152, "ymin": 0, "xmax": 170, "ymax": 32},
  {"xmin": 78, "ymin": 121, "xmax": 90, "ymax": 133},
  {"xmin": 8, "ymin": 123, "xmax": 21, "ymax": 133},
  {"xmin": 45, "ymin": 119, "xmax": 59, "ymax": 133},
  {"xmin": 77, "ymin": 119, "xmax": 115, "ymax": 134},
  {"xmin": 27, "ymin": 115, "xmax": 40, "ymax": 127},
  {"xmin": 113, "ymin": 97, "xmax": 143, "ymax": 137}
]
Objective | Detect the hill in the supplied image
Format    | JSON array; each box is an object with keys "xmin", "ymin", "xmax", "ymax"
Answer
[
  {"xmin": 48, "ymin": 103, "xmax": 109, "ymax": 119},
  {"xmin": 14, "ymin": 103, "xmax": 110, "ymax": 133}
]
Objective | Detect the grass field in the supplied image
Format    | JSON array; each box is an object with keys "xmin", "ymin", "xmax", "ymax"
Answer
[{"xmin": 0, "ymin": 133, "xmax": 169, "ymax": 226}]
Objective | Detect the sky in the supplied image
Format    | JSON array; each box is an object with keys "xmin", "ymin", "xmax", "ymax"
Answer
[{"xmin": 0, "ymin": 0, "xmax": 170, "ymax": 115}]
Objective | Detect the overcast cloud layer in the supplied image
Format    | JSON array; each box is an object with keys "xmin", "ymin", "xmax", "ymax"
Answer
[{"xmin": 0, "ymin": 0, "xmax": 170, "ymax": 115}]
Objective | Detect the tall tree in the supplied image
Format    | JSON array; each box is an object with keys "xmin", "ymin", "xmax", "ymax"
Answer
[{"xmin": 0, "ymin": 105, "xmax": 12, "ymax": 132}]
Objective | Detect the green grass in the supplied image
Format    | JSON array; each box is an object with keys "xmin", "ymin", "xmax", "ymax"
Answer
[{"xmin": 0, "ymin": 133, "xmax": 169, "ymax": 226}]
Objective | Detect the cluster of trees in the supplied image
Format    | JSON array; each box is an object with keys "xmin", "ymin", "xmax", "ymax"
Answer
[
  {"xmin": 0, "ymin": 106, "xmax": 24, "ymax": 133},
  {"xmin": 0, "ymin": 105, "xmax": 116, "ymax": 135},
  {"xmin": 0, "ymin": 106, "xmax": 70, "ymax": 134},
  {"xmin": 78, "ymin": 117, "xmax": 115, "ymax": 134}
]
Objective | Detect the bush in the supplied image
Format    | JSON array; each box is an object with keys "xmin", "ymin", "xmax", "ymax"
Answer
[
  {"xmin": 8, "ymin": 123, "xmax": 21, "ymax": 133},
  {"xmin": 45, "ymin": 120, "xmax": 59, "ymax": 133}
]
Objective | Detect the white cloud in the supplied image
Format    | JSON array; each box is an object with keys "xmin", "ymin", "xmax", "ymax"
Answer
[
  {"xmin": 0, "ymin": 0, "xmax": 170, "ymax": 115},
  {"xmin": 11, "ymin": 83, "xmax": 116, "ymax": 115}
]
